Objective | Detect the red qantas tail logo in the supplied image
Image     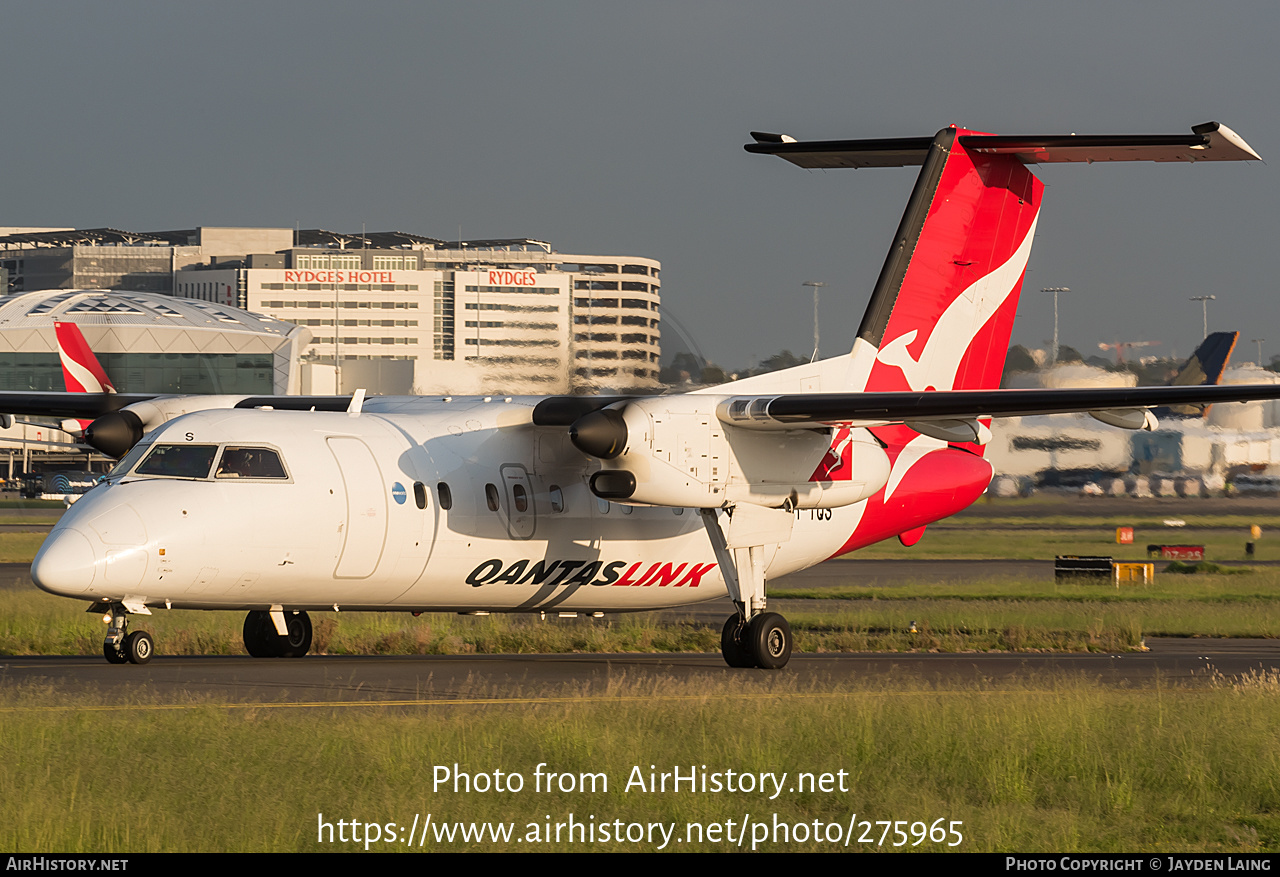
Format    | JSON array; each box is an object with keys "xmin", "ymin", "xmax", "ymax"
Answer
[
  {"xmin": 54, "ymin": 321, "xmax": 115, "ymax": 395},
  {"xmin": 823, "ymin": 130, "xmax": 1040, "ymax": 538},
  {"xmin": 863, "ymin": 128, "xmax": 1042, "ymax": 395}
]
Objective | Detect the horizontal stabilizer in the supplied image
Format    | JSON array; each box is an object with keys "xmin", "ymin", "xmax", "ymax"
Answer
[{"xmin": 745, "ymin": 122, "xmax": 1261, "ymax": 168}]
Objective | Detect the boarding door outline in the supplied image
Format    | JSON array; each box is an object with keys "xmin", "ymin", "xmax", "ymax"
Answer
[{"xmin": 327, "ymin": 436, "xmax": 388, "ymax": 578}]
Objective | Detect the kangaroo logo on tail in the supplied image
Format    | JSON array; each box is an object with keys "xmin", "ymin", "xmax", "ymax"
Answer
[
  {"xmin": 875, "ymin": 215, "xmax": 1039, "ymax": 393},
  {"xmin": 54, "ymin": 321, "xmax": 115, "ymax": 395}
]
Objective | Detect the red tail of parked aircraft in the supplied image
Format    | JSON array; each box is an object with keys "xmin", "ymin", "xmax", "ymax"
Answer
[
  {"xmin": 53, "ymin": 320, "xmax": 115, "ymax": 436},
  {"xmin": 54, "ymin": 321, "xmax": 115, "ymax": 395}
]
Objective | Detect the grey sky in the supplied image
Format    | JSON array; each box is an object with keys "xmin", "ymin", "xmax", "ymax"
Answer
[{"xmin": 4, "ymin": 1, "xmax": 1276, "ymax": 370}]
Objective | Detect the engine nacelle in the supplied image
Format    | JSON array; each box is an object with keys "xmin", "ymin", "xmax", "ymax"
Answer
[
  {"xmin": 573, "ymin": 395, "xmax": 890, "ymax": 509},
  {"xmin": 84, "ymin": 395, "xmax": 261, "ymax": 458}
]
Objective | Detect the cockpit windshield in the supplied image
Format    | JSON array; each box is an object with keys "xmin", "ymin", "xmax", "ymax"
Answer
[
  {"xmin": 106, "ymin": 440, "xmax": 154, "ymax": 479},
  {"xmin": 111, "ymin": 442, "xmax": 290, "ymax": 482},
  {"xmin": 214, "ymin": 447, "xmax": 288, "ymax": 479},
  {"xmin": 134, "ymin": 444, "xmax": 219, "ymax": 479}
]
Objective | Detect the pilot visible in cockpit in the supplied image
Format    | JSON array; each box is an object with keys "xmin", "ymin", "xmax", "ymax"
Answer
[{"xmin": 215, "ymin": 447, "xmax": 286, "ymax": 479}]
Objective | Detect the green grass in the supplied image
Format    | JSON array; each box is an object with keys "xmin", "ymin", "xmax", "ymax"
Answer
[
  {"xmin": 853, "ymin": 527, "xmax": 1280, "ymax": 561},
  {"xmin": 774, "ymin": 568, "xmax": 1280, "ymax": 602},
  {"xmin": 939, "ymin": 516, "xmax": 1280, "ymax": 530},
  {"xmin": 1, "ymin": 673, "xmax": 1278, "ymax": 852},
  {"xmin": 0, "ymin": 588, "xmax": 728, "ymax": 657},
  {"xmin": 783, "ymin": 598, "xmax": 1280, "ymax": 644},
  {"xmin": 0, "ymin": 498, "xmax": 67, "ymax": 509},
  {"xmin": 0, "ymin": 533, "xmax": 52, "ymax": 562},
  {"xmin": 774, "ymin": 570, "xmax": 1280, "ymax": 644}
]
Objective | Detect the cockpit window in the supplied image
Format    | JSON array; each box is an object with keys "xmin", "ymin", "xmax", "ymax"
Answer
[
  {"xmin": 107, "ymin": 440, "xmax": 154, "ymax": 478},
  {"xmin": 135, "ymin": 444, "xmax": 219, "ymax": 479},
  {"xmin": 215, "ymin": 447, "xmax": 288, "ymax": 479}
]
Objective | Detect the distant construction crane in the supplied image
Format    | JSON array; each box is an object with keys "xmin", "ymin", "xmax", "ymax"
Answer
[{"xmin": 1098, "ymin": 340, "xmax": 1160, "ymax": 364}]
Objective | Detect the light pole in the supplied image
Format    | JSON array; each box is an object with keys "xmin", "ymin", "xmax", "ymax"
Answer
[
  {"xmin": 1189, "ymin": 295, "xmax": 1215, "ymax": 340},
  {"xmin": 1252, "ymin": 338, "xmax": 1265, "ymax": 366},
  {"xmin": 1041, "ymin": 287, "xmax": 1070, "ymax": 365},
  {"xmin": 334, "ymin": 286, "xmax": 342, "ymax": 393},
  {"xmin": 803, "ymin": 281, "xmax": 825, "ymax": 362}
]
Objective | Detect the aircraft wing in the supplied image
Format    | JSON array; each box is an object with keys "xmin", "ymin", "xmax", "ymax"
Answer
[
  {"xmin": 0, "ymin": 392, "xmax": 158, "ymax": 419},
  {"xmin": 717, "ymin": 383, "xmax": 1280, "ymax": 430},
  {"xmin": 0, "ymin": 392, "xmax": 354, "ymax": 419}
]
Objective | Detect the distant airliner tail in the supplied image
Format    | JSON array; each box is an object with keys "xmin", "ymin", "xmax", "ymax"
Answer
[
  {"xmin": 1158, "ymin": 330, "xmax": 1239, "ymax": 418},
  {"xmin": 1170, "ymin": 331, "xmax": 1238, "ymax": 388},
  {"xmin": 54, "ymin": 321, "xmax": 115, "ymax": 395}
]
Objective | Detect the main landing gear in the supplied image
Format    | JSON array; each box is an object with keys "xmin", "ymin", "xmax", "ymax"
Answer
[
  {"xmin": 243, "ymin": 609, "xmax": 312, "ymax": 657},
  {"xmin": 721, "ymin": 612, "xmax": 792, "ymax": 670},
  {"xmin": 101, "ymin": 605, "xmax": 154, "ymax": 665},
  {"xmin": 699, "ymin": 507, "xmax": 795, "ymax": 670}
]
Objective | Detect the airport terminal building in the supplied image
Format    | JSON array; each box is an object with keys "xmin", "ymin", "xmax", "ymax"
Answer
[
  {"xmin": 0, "ymin": 227, "xmax": 663, "ymax": 396},
  {"xmin": 0, "ymin": 287, "xmax": 310, "ymax": 475}
]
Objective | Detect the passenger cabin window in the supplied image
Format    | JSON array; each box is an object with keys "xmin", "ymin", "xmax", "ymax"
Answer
[
  {"xmin": 437, "ymin": 482, "xmax": 453, "ymax": 510},
  {"xmin": 549, "ymin": 485, "xmax": 564, "ymax": 514},
  {"xmin": 135, "ymin": 445, "xmax": 219, "ymax": 479},
  {"xmin": 215, "ymin": 447, "xmax": 287, "ymax": 479},
  {"xmin": 512, "ymin": 483, "xmax": 528, "ymax": 513},
  {"xmin": 413, "ymin": 482, "xmax": 427, "ymax": 509},
  {"xmin": 485, "ymin": 483, "xmax": 500, "ymax": 512}
]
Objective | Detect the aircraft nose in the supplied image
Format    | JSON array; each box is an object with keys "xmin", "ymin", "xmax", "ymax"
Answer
[{"xmin": 31, "ymin": 528, "xmax": 98, "ymax": 596}]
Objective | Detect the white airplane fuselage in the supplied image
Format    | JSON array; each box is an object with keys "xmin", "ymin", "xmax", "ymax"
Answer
[
  {"xmin": 25, "ymin": 121, "xmax": 1266, "ymax": 668},
  {"xmin": 32, "ymin": 400, "xmax": 857, "ymax": 614}
]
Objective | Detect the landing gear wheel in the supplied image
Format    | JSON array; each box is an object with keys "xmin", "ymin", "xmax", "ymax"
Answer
[
  {"xmin": 746, "ymin": 612, "xmax": 791, "ymax": 670},
  {"xmin": 243, "ymin": 610, "xmax": 313, "ymax": 657},
  {"xmin": 124, "ymin": 630, "xmax": 154, "ymax": 665},
  {"xmin": 243, "ymin": 610, "xmax": 277, "ymax": 657},
  {"xmin": 103, "ymin": 643, "xmax": 128, "ymax": 664},
  {"xmin": 720, "ymin": 615, "xmax": 755, "ymax": 668},
  {"xmin": 278, "ymin": 611, "xmax": 312, "ymax": 658}
]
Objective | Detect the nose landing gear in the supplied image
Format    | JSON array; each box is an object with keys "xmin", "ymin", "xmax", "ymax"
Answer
[{"xmin": 101, "ymin": 606, "xmax": 154, "ymax": 665}]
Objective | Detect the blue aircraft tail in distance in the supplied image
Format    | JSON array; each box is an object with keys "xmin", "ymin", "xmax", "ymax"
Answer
[{"xmin": 1156, "ymin": 331, "xmax": 1240, "ymax": 418}]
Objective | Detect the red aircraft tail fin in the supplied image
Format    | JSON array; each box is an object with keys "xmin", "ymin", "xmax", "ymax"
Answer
[
  {"xmin": 54, "ymin": 321, "xmax": 116, "ymax": 394},
  {"xmin": 856, "ymin": 127, "xmax": 1042, "ymax": 393},
  {"xmin": 745, "ymin": 122, "xmax": 1259, "ymax": 397}
]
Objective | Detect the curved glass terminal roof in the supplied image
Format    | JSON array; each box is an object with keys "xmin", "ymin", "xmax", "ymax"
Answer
[{"xmin": 0, "ymin": 289, "xmax": 291, "ymax": 334}]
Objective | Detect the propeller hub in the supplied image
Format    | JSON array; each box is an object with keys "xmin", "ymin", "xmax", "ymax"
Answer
[
  {"xmin": 569, "ymin": 408, "xmax": 628, "ymax": 459},
  {"xmin": 84, "ymin": 410, "xmax": 144, "ymax": 459}
]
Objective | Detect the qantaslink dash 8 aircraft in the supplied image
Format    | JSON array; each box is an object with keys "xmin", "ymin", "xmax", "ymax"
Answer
[{"xmin": 14, "ymin": 121, "xmax": 1280, "ymax": 669}]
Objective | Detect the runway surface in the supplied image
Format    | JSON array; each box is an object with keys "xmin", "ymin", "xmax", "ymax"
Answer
[{"xmin": 2, "ymin": 638, "xmax": 1276, "ymax": 706}]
